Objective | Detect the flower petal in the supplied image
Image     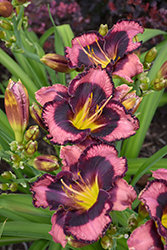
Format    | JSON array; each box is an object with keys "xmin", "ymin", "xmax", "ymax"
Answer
[
  {"xmin": 152, "ymin": 168, "xmax": 167, "ymax": 181},
  {"xmin": 78, "ymin": 143, "xmax": 127, "ymax": 190},
  {"xmin": 112, "ymin": 53, "xmax": 143, "ymax": 83},
  {"xmin": 69, "ymin": 67, "xmax": 113, "ymax": 100},
  {"xmin": 65, "ymin": 32, "xmax": 105, "ymax": 69},
  {"xmin": 91, "ymin": 100, "xmax": 139, "ymax": 142},
  {"xmin": 108, "ymin": 178, "xmax": 137, "ymax": 211},
  {"xmin": 49, "ymin": 209, "xmax": 67, "ymax": 248},
  {"xmin": 35, "ymin": 84, "xmax": 68, "ymax": 106},
  {"xmin": 104, "ymin": 20, "xmax": 144, "ymax": 61},
  {"xmin": 60, "ymin": 145, "xmax": 82, "ymax": 171},
  {"xmin": 42, "ymin": 99, "xmax": 89, "ymax": 145},
  {"xmin": 139, "ymin": 179, "xmax": 167, "ymax": 239},
  {"xmin": 31, "ymin": 172, "xmax": 77, "ymax": 210},
  {"xmin": 64, "ymin": 189, "xmax": 112, "ymax": 243},
  {"xmin": 127, "ymin": 220, "xmax": 164, "ymax": 250}
]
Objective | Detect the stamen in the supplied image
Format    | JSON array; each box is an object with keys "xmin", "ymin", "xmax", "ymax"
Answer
[
  {"xmin": 81, "ymin": 94, "xmax": 112, "ymax": 128},
  {"xmin": 95, "ymin": 38, "xmax": 110, "ymax": 62},
  {"xmin": 61, "ymin": 178, "xmax": 94, "ymax": 201},
  {"xmin": 76, "ymin": 38, "xmax": 110, "ymax": 68}
]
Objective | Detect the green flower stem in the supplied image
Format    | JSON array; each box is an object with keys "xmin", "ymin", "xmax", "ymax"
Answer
[
  {"xmin": 127, "ymin": 157, "xmax": 167, "ymax": 175},
  {"xmin": 121, "ymin": 42, "xmax": 167, "ymax": 158}
]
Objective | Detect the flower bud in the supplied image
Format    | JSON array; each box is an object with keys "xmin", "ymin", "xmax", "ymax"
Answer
[
  {"xmin": 29, "ymin": 102, "xmax": 46, "ymax": 130},
  {"xmin": 11, "ymin": 153, "xmax": 21, "ymax": 163},
  {"xmin": 101, "ymin": 235, "xmax": 113, "ymax": 249},
  {"xmin": 5, "ymin": 79, "xmax": 29, "ymax": 143},
  {"xmin": 9, "ymin": 35, "xmax": 17, "ymax": 43},
  {"xmin": 0, "ymin": 0, "xmax": 13, "ymax": 17},
  {"xmin": 25, "ymin": 140, "xmax": 38, "ymax": 157},
  {"xmin": 0, "ymin": 183, "xmax": 8, "ymax": 190},
  {"xmin": 127, "ymin": 214, "xmax": 138, "ymax": 231},
  {"xmin": 40, "ymin": 53, "xmax": 72, "ymax": 73},
  {"xmin": 144, "ymin": 47, "xmax": 157, "ymax": 63},
  {"xmin": 137, "ymin": 202, "xmax": 149, "ymax": 222},
  {"xmin": 150, "ymin": 60, "xmax": 167, "ymax": 91},
  {"xmin": 9, "ymin": 182, "xmax": 18, "ymax": 192},
  {"xmin": 24, "ymin": 125, "xmax": 39, "ymax": 142},
  {"xmin": 10, "ymin": 141, "xmax": 18, "ymax": 151},
  {"xmin": 33, "ymin": 155, "xmax": 59, "ymax": 172},
  {"xmin": 0, "ymin": 30, "xmax": 6, "ymax": 39},
  {"xmin": 107, "ymin": 224, "xmax": 117, "ymax": 237},
  {"xmin": 98, "ymin": 24, "xmax": 108, "ymax": 36},
  {"xmin": 0, "ymin": 19, "xmax": 13, "ymax": 30},
  {"xmin": 1, "ymin": 171, "xmax": 13, "ymax": 179}
]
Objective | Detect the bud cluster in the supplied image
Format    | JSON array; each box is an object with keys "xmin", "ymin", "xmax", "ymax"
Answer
[{"xmin": 0, "ymin": 171, "xmax": 18, "ymax": 192}]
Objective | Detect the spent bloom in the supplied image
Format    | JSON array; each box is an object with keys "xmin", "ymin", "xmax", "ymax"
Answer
[
  {"xmin": 5, "ymin": 79, "xmax": 29, "ymax": 143},
  {"xmin": 128, "ymin": 168, "xmax": 167, "ymax": 249},
  {"xmin": 65, "ymin": 19, "xmax": 144, "ymax": 83},
  {"xmin": 35, "ymin": 67, "xmax": 139, "ymax": 146},
  {"xmin": 31, "ymin": 143, "xmax": 136, "ymax": 247}
]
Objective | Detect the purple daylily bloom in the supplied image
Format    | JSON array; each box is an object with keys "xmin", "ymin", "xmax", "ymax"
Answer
[
  {"xmin": 128, "ymin": 168, "xmax": 167, "ymax": 249},
  {"xmin": 65, "ymin": 19, "xmax": 144, "ymax": 83},
  {"xmin": 127, "ymin": 220, "xmax": 165, "ymax": 250},
  {"xmin": 31, "ymin": 143, "xmax": 136, "ymax": 247},
  {"xmin": 35, "ymin": 67, "xmax": 139, "ymax": 146}
]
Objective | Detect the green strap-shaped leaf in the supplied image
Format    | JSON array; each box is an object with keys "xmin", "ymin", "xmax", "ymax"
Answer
[
  {"xmin": 28, "ymin": 239, "xmax": 49, "ymax": 250},
  {"xmin": 1, "ymin": 221, "xmax": 52, "ymax": 240},
  {"xmin": 131, "ymin": 144, "xmax": 167, "ymax": 186}
]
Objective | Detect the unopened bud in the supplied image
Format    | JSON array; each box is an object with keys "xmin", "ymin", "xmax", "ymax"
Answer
[
  {"xmin": 144, "ymin": 47, "xmax": 157, "ymax": 63},
  {"xmin": 0, "ymin": 19, "xmax": 13, "ymax": 30},
  {"xmin": 10, "ymin": 141, "xmax": 18, "ymax": 151},
  {"xmin": 1, "ymin": 171, "xmax": 13, "ymax": 179},
  {"xmin": 24, "ymin": 125, "xmax": 39, "ymax": 142},
  {"xmin": 9, "ymin": 35, "xmax": 17, "ymax": 43},
  {"xmin": 127, "ymin": 214, "xmax": 138, "ymax": 231},
  {"xmin": 25, "ymin": 140, "xmax": 38, "ymax": 157},
  {"xmin": 0, "ymin": 183, "xmax": 8, "ymax": 190},
  {"xmin": 98, "ymin": 24, "xmax": 108, "ymax": 36},
  {"xmin": 11, "ymin": 153, "xmax": 21, "ymax": 163},
  {"xmin": 101, "ymin": 235, "xmax": 113, "ymax": 249},
  {"xmin": 33, "ymin": 155, "xmax": 59, "ymax": 172},
  {"xmin": 40, "ymin": 53, "xmax": 72, "ymax": 73},
  {"xmin": 30, "ymin": 103, "xmax": 46, "ymax": 130},
  {"xmin": 137, "ymin": 202, "xmax": 149, "ymax": 222},
  {"xmin": 0, "ymin": 0, "xmax": 13, "ymax": 17},
  {"xmin": 107, "ymin": 224, "xmax": 117, "ymax": 237},
  {"xmin": 9, "ymin": 182, "xmax": 18, "ymax": 192},
  {"xmin": 150, "ymin": 60, "xmax": 167, "ymax": 91},
  {"xmin": 0, "ymin": 30, "xmax": 5, "ymax": 39}
]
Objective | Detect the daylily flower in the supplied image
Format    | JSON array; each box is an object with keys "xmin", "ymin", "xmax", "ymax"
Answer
[
  {"xmin": 128, "ymin": 168, "xmax": 167, "ymax": 249},
  {"xmin": 65, "ymin": 19, "xmax": 144, "ymax": 83},
  {"xmin": 35, "ymin": 67, "xmax": 139, "ymax": 145},
  {"xmin": 112, "ymin": 84, "xmax": 142, "ymax": 114},
  {"xmin": 5, "ymin": 79, "xmax": 29, "ymax": 143},
  {"xmin": 31, "ymin": 143, "xmax": 136, "ymax": 247},
  {"xmin": 127, "ymin": 220, "xmax": 165, "ymax": 250}
]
